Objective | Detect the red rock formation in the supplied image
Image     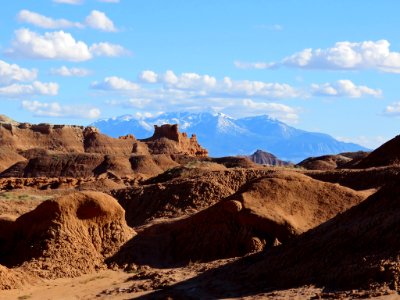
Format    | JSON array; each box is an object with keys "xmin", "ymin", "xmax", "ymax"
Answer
[{"xmin": 142, "ymin": 124, "xmax": 208, "ymax": 157}]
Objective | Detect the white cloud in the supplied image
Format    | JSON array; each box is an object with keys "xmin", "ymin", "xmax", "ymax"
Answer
[
  {"xmin": 234, "ymin": 61, "xmax": 276, "ymax": 69},
  {"xmin": 311, "ymin": 80, "xmax": 382, "ymax": 98},
  {"xmin": 50, "ymin": 66, "xmax": 90, "ymax": 77},
  {"xmin": 0, "ymin": 81, "xmax": 59, "ymax": 97},
  {"xmin": 53, "ymin": 0, "xmax": 83, "ymax": 4},
  {"xmin": 7, "ymin": 29, "xmax": 92, "ymax": 61},
  {"xmin": 89, "ymin": 43, "xmax": 129, "ymax": 57},
  {"xmin": 383, "ymin": 102, "xmax": 400, "ymax": 117},
  {"xmin": 85, "ymin": 10, "xmax": 117, "ymax": 32},
  {"xmin": 22, "ymin": 100, "xmax": 100, "ymax": 119},
  {"xmin": 143, "ymin": 70, "xmax": 301, "ymax": 99},
  {"xmin": 6, "ymin": 29, "xmax": 128, "ymax": 61},
  {"xmin": 236, "ymin": 40, "xmax": 400, "ymax": 73},
  {"xmin": 0, "ymin": 60, "xmax": 37, "ymax": 84},
  {"xmin": 18, "ymin": 10, "xmax": 83, "ymax": 29},
  {"xmin": 139, "ymin": 70, "xmax": 159, "ymax": 83},
  {"xmin": 91, "ymin": 76, "xmax": 140, "ymax": 91}
]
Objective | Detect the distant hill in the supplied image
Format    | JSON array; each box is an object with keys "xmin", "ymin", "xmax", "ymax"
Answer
[
  {"xmin": 92, "ymin": 112, "xmax": 369, "ymax": 162},
  {"xmin": 247, "ymin": 149, "xmax": 290, "ymax": 166}
]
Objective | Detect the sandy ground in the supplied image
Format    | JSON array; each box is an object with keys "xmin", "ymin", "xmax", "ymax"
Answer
[
  {"xmin": 1, "ymin": 266, "xmax": 398, "ymax": 300},
  {"xmin": 0, "ymin": 270, "xmax": 151, "ymax": 300}
]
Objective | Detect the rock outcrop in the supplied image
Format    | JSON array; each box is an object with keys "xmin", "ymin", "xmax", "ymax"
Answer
[
  {"xmin": 0, "ymin": 191, "xmax": 134, "ymax": 279},
  {"xmin": 0, "ymin": 117, "xmax": 208, "ymax": 178},
  {"xmin": 141, "ymin": 124, "xmax": 208, "ymax": 157}
]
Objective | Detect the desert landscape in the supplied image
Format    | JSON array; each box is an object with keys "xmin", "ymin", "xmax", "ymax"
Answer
[{"xmin": 0, "ymin": 114, "xmax": 399, "ymax": 299}]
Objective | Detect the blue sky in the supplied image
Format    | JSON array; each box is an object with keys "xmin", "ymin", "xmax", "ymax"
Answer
[{"xmin": 1, "ymin": 0, "xmax": 400, "ymax": 148}]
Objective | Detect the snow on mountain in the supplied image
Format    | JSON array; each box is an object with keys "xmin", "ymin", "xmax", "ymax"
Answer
[{"xmin": 91, "ymin": 112, "xmax": 369, "ymax": 162}]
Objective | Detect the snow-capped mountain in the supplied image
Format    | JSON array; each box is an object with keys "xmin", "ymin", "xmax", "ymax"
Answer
[{"xmin": 91, "ymin": 112, "xmax": 369, "ymax": 162}]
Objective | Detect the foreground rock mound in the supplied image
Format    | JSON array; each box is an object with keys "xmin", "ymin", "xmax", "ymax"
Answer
[
  {"xmin": 110, "ymin": 171, "xmax": 365, "ymax": 267},
  {"xmin": 141, "ymin": 180, "xmax": 400, "ymax": 299},
  {"xmin": 1, "ymin": 191, "xmax": 133, "ymax": 279},
  {"xmin": 226, "ymin": 180, "xmax": 400, "ymax": 293}
]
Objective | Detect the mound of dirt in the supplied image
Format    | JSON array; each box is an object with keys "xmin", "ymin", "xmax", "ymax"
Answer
[
  {"xmin": 0, "ymin": 191, "xmax": 133, "ymax": 279},
  {"xmin": 247, "ymin": 149, "xmax": 290, "ymax": 166},
  {"xmin": 113, "ymin": 168, "xmax": 278, "ymax": 226},
  {"xmin": 218, "ymin": 180, "xmax": 400, "ymax": 294},
  {"xmin": 110, "ymin": 171, "xmax": 365, "ymax": 267},
  {"xmin": 0, "ymin": 265, "xmax": 32, "ymax": 290},
  {"xmin": 354, "ymin": 135, "xmax": 400, "ymax": 168}
]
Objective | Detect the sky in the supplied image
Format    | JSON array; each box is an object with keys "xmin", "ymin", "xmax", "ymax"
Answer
[{"xmin": 1, "ymin": 0, "xmax": 400, "ymax": 148}]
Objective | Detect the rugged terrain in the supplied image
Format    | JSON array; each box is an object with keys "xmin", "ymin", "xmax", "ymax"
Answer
[{"xmin": 0, "ymin": 116, "xmax": 399, "ymax": 299}]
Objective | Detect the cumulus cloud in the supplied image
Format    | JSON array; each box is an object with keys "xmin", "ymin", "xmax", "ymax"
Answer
[
  {"xmin": 235, "ymin": 40, "xmax": 400, "ymax": 73},
  {"xmin": 234, "ymin": 61, "xmax": 276, "ymax": 69},
  {"xmin": 7, "ymin": 29, "xmax": 92, "ymax": 61},
  {"xmin": 85, "ymin": 10, "xmax": 117, "ymax": 32},
  {"xmin": 139, "ymin": 70, "xmax": 159, "ymax": 83},
  {"xmin": 91, "ymin": 76, "xmax": 140, "ymax": 91},
  {"xmin": 383, "ymin": 102, "xmax": 400, "ymax": 117},
  {"xmin": 0, "ymin": 81, "xmax": 59, "ymax": 97},
  {"xmin": 18, "ymin": 10, "xmax": 83, "ymax": 29},
  {"xmin": 50, "ymin": 66, "xmax": 90, "ymax": 77},
  {"xmin": 18, "ymin": 10, "xmax": 118, "ymax": 32},
  {"xmin": 311, "ymin": 80, "xmax": 382, "ymax": 98},
  {"xmin": 89, "ymin": 43, "xmax": 129, "ymax": 57},
  {"xmin": 0, "ymin": 60, "xmax": 37, "ymax": 84},
  {"xmin": 6, "ymin": 29, "xmax": 129, "ymax": 61},
  {"xmin": 139, "ymin": 70, "xmax": 301, "ymax": 99},
  {"xmin": 22, "ymin": 100, "xmax": 101, "ymax": 119}
]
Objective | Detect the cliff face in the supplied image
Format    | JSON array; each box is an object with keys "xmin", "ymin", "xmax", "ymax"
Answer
[
  {"xmin": 142, "ymin": 124, "xmax": 208, "ymax": 157},
  {"xmin": 0, "ymin": 118, "xmax": 208, "ymax": 177}
]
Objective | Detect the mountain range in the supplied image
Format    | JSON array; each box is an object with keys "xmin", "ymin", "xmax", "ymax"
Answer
[{"xmin": 91, "ymin": 112, "xmax": 369, "ymax": 162}]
